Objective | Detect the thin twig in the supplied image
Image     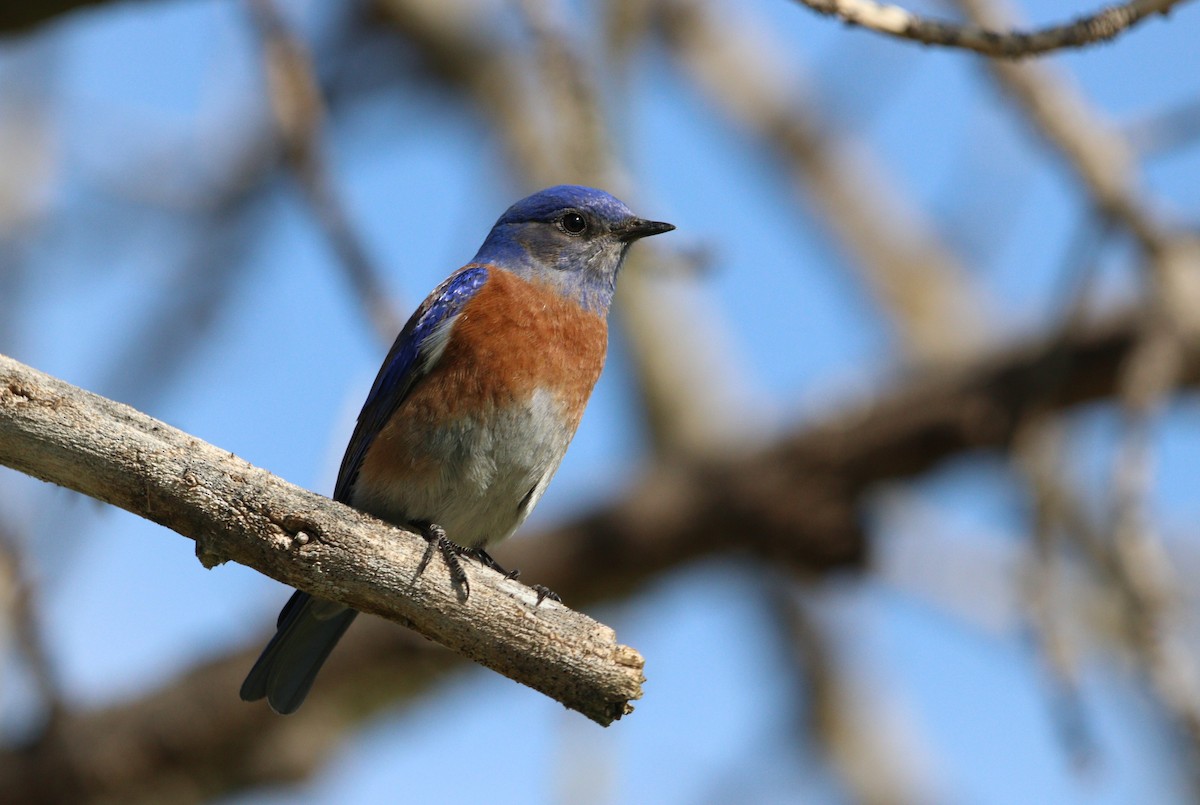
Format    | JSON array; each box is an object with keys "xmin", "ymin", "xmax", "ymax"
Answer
[{"xmin": 791, "ymin": 0, "xmax": 1193, "ymax": 58}]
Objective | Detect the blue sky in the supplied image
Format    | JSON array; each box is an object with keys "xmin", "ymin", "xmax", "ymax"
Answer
[{"xmin": 3, "ymin": 0, "xmax": 1200, "ymax": 802}]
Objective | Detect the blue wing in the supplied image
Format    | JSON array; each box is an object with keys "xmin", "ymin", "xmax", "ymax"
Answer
[{"xmin": 333, "ymin": 265, "xmax": 490, "ymax": 503}]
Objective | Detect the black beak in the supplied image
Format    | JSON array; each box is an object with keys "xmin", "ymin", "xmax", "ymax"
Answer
[{"xmin": 616, "ymin": 218, "xmax": 676, "ymax": 243}]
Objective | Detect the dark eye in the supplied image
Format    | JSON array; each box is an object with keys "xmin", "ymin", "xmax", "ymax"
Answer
[{"xmin": 559, "ymin": 211, "xmax": 586, "ymax": 235}]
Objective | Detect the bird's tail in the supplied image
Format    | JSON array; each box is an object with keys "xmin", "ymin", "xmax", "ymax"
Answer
[{"xmin": 240, "ymin": 590, "xmax": 358, "ymax": 714}]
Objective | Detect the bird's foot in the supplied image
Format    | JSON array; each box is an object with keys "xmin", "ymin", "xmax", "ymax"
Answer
[
  {"xmin": 468, "ymin": 548, "xmax": 520, "ymax": 581},
  {"xmin": 414, "ymin": 522, "xmax": 471, "ymax": 598},
  {"xmin": 413, "ymin": 527, "xmax": 550, "ymax": 604},
  {"xmin": 532, "ymin": 584, "xmax": 561, "ymax": 606},
  {"xmin": 468, "ymin": 549, "xmax": 556, "ymax": 603}
]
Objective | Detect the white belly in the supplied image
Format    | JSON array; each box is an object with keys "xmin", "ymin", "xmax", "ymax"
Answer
[{"xmin": 349, "ymin": 388, "xmax": 572, "ymax": 548}]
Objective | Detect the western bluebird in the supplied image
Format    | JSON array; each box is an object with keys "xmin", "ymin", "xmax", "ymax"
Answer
[{"xmin": 240, "ymin": 185, "xmax": 673, "ymax": 714}]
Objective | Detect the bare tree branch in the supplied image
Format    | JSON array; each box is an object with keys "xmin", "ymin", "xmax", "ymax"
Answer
[
  {"xmin": 790, "ymin": 0, "xmax": 1193, "ymax": 58},
  {"xmin": 0, "ymin": 352, "xmax": 644, "ymax": 726}
]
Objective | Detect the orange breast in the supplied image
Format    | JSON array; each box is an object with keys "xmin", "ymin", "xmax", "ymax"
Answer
[
  {"xmin": 357, "ymin": 267, "xmax": 609, "ymax": 480},
  {"xmin": 410, "ymin": 267, "xmax": 608, "ymax": 427}
]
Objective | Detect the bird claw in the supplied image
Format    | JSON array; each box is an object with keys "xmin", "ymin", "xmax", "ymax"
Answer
[
  {"xmin": 469, "ymin": 548, "xmax": 520, "ymax": 581},
  {"xmin": 414, "ymin": 522, "xmax": 471, "ymax": 599},
  {"xmin": 533, "ymin": 584, "xmax": 561, "ymax": 605},
  {"xmin": 415, "ymin": 529, "xmax": 552, "ymax": 605}
]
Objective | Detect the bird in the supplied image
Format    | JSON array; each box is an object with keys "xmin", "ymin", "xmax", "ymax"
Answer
[{"xmin": 240, "ymin": 184, "xmax": 674, "ymax": 714}]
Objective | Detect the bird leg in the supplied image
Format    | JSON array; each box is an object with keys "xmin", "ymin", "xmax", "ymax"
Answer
[
  {"xmin": 412, "ymin": 526, "xmax": 560, "ymax": 605},
  {"xmin": 532, "ymin": 585, "xmax": 561, "ymax": 605},
  {"xmin": 468, "ymin": 549, "xmax": 560, "ymax": 604},
  {"xmin": 467, "ymin": 548, "xmax": 520, "ymax": 580},
  {"xmin": 413, "ymin": 522, "xmax": 471, "ymax": 598}
]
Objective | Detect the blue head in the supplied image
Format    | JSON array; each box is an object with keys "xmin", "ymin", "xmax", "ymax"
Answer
[{"xmin": 472, "ymin": 185, "xmax": 674, "ymax": 312}]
